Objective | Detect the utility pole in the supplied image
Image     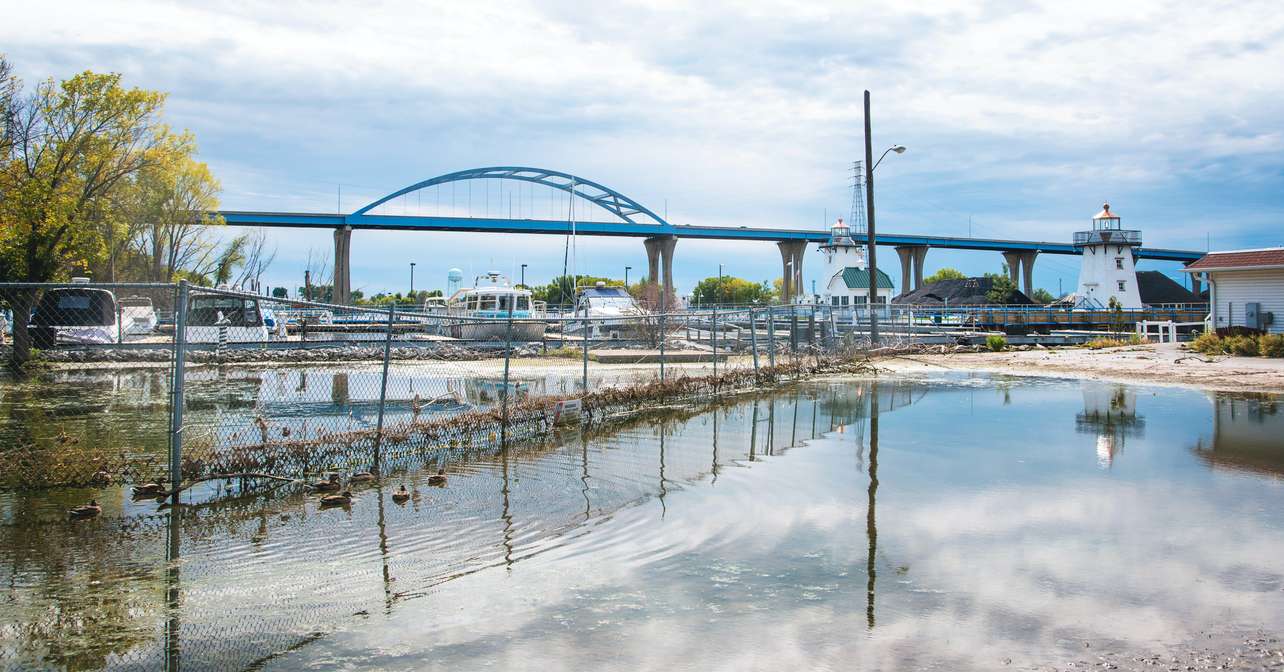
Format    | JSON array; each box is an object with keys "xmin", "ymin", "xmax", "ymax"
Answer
[{"xmin": 864, "ymin": 90, "xmax": 880, "ymax": 346}]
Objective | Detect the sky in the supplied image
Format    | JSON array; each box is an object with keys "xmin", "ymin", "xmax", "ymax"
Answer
[{"xmin": 4, "ymin": 0, "xmax": 1284, "ymax": 298}]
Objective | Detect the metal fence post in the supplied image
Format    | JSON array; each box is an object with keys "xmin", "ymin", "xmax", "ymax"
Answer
[
  {"xmin": 582, "ymin": 313, "xmax": 590, "ymax": 393},
  {"xmin": 749, "ymin": 308, "xmax": 760, "ymax": 373},
  {"xmin": 712, "ymin": 306, "xmax": 719, "ymax": 380},
  {"xmin": 501, "ymin": 301, "xmax": 514, "ymax": 440},
  {"xmin": 809, "ymin": 309, "xmax": 816, "ymax": 356},
  {"xmin": 790, "ymin": 304, "xmax": 798, "ymax": 356},
  {"xmin": 767, "ymin": 308, "xmax": 776, "ymax": 368},
  {"xmin": 374, "ymin": 304, "xmax": 396, "ymax": 469},
  {"xmin": 168, "ymin": 281, "xmax": 190, "ymax": 501},
  {"xmin": 659, "ymin": 306, "xmax": 667, "ymax": 384}
]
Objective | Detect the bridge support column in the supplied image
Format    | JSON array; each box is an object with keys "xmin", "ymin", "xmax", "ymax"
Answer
[
  {"xmin": 1185, "ymin": 263, "xmax": 1203, "ymax": 297},
  {"xmin": 1002, "ymin": 251, "xmax": 1022, "ymax": 286},
  {"xmin": 1019, "ymin": 251, "xmax": 1038, "ymax": 297},
  {"xmin": 912, "ymin": 246, "xmax": 928, "ymax": 289},
  {"xmin": 895, "ymin": 247, "xmax": 913, "ymax": 295},
  {"xmin": 777, "ymin": 241, "xmax": 806, "ymax": 303},
  {"xmin": 333, "ymin": 226, "xmax": 352, "ymax": 305},
  {"xmin": 644, "ymin": 236, "xmax": 678, "ymax": 307}
]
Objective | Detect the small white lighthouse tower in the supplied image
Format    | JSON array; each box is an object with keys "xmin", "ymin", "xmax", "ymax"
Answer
[
  {"xmin": 1073, "ymin": 203, "xmax": 1143, "ymax": 309},
  {"xmin": 820, "ymin": 218, "xmax": 892, "ymax": 308}
]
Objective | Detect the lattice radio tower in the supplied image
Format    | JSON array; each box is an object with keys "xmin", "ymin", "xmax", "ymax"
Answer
[{"xmin": 848, "ymin": 160, "xmax": 867, "ymax": 237}]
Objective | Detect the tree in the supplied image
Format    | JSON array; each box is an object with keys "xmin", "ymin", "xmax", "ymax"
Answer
[
  {"xmin": 0, "ymin": 55, "xmax": 19, "ymax": 161},
  {"xmin": 924, "ymin": 267, "xmax": 966, "ymax": 284},
  {"xmin": 691, "ymin": 276, "xmax": 772, "ymax": 305},
  {"xmin": 1031, "ymin": 288, "xmax": 1055, "ymax": 304},
  {"xmin": 125, "ymin": 134, "xmax": 224, "ymax": 282},
  {"xmin": 985, "ymin": 273, "xmax": 1019, "ymax": 304},
  {"xmin": 531, "ymin": 275, "xmax": 621, "ymax": 307},
  {"xmin": 271, "ymin": 287, "xmax": 288, "ymax": 299},
  {"xmin": 1, "ymin": 70, "xmax": 170, "ymax": 366}
]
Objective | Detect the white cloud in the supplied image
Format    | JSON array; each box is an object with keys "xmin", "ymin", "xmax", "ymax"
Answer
[{"xmin": 3, "ymin": 0, "xmax": 1283, "ymax": 292}]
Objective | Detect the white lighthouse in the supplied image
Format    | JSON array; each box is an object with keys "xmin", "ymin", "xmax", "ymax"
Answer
[
  {"xmin": 1073, "ymin": 203, "xmax": 1143, "ymax": 309},
  {"xmin": 820, "ymin": 218, "xmax": 893, "ymax": 308}
]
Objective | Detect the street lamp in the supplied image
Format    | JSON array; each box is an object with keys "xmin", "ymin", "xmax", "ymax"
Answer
[
  {"xmin": 409, "ymin": 262, "xmax": 416, "ymax": 295},
  {"xmin": 520, "ymin": 263, "xmax": 527, "ymax": 289},
  {"xmin": 873, "ymin": 145, "xmax": 907, "ymax": 172},
  {"xmin": 624, "ymin": 266, "xmax": 632, "ymax": 288},
  {"xmin": 864, "ymin": 89, "xmax": 907, "ymax": 347}
]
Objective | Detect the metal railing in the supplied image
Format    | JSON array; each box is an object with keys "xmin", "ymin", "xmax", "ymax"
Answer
[{"xmin": 1073, "ymin": 229, "xmax": 1142, "ymax": 245}]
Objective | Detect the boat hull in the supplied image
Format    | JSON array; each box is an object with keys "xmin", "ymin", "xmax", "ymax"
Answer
[{"xmin": 450, "ymin": 321, "xmax": 545, "ymax": 342}]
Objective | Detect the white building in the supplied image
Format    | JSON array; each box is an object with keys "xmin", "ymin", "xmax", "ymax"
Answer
[
  {"xmin": 1073, "ymin": 203, "xmax": 1144, "ymax": 310},
  {"xmin": 819, "ymin": 219, "xmax": 894, "ymax": 308},
  {"xmin": 1183, "ymin": 248, "xmax": 1284, "ymax": 334}
]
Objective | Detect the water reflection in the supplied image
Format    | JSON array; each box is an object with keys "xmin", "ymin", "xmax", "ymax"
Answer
[
  {"xmin": 1194, "ymin": 393, "xmax": 1284, "ymax": 476},
  {"xmin": 2, "ymin": 375, "xmax": 1283, "ymax": 671},
  {"xmin": 1076, "ymin": 384, "xmax": 1145, "ymax": 468}
]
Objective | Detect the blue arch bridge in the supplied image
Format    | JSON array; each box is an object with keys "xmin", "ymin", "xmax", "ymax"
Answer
[{"xmin": 217, "ymin": 166, "xmax": 1205, "ymax": 304}]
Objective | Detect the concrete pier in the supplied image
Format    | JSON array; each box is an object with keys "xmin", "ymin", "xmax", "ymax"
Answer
[
  {"xmin": 777, "ymin": 241, "xmax": 806, "ymax": 303},
  {"xmin": 333, "ymin": 226, "xmax": 352, "ymax": 305},
  {"xmin": 644, "ymin": 236, "xmax": 678, "ymax": 306}
]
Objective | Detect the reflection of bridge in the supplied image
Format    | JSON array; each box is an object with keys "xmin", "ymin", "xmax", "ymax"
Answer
[{"xmin": 218, "ymin": 166, "xmax": 1204, "ymax": 303}]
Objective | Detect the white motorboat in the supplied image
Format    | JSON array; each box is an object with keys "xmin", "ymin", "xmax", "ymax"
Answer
[
  {"xmin": 565, "ymin": 282, "xmax": 650, "ymax": 339},
  {"xmin": 446, "ymin": 272, "xmax": 545, "ymax": 341}
]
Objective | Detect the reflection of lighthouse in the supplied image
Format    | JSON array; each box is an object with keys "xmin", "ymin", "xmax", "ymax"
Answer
[{"xmin": 1075, "ymin": 384, "xmax": 1145, "ymax": 468}]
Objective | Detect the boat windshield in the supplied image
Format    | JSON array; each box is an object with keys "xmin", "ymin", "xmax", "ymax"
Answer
[
  {"xmin": 464, "ymin": 292, "xmax": 529, "ymax": 312},
  {"xmin": 35, "ymin": 289, "xmax": 116, "ymax": 326}
]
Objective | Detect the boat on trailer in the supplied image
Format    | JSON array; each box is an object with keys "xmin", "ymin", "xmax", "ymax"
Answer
[{"xmin": 446, "ymin": 272, "xmax": 545, "ymax": 341}]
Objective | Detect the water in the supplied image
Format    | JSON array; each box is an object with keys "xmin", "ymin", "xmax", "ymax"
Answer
[{"xmin": 1, "ymin": 373, "xmax": 1282, "ymax": 670}]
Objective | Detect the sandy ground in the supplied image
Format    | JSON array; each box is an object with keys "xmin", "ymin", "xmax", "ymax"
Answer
[{"xmin": 878, "ymin": 342, "xmax": 1284, "ymax": 394}]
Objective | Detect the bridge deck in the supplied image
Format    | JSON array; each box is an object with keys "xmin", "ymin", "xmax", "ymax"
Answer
[{"xmin": 217, "ymin": 211, "xmax": 1204, "ymax": 262}]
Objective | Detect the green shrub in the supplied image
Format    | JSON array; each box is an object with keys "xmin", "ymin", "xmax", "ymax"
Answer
[
  {"xmin": 1226, "ymin": 335, "xmax": 1260, "ymax": 357},
  {"xmin": 1191, "ymin": 332, "xmax": 1223, "ymax": 355},
  {"xmin": 986, "ymin": 334, "xmax": 1007, "ymax": 352},
  {"xmin": 1259, "ymin": 334, "xmax": 1284, "ymax": 358}
]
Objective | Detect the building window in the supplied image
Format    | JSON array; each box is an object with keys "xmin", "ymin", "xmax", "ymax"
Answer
[
  {"xmin": 831, "ymin": 296, "xmax": 839, "ymax": 307},
  {"xmin": 1115, "ymin": 257, "xmax": 1124, "ymax": 270},
  {"xmin": 841, "ymin": 296, "xmax": 850, "ymax": 306},
  {"xmin": 1117, "ymin": 280, "xmax": 1126, "ymax": 292}
]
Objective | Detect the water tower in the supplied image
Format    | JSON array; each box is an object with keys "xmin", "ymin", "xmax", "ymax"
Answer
[
  {"xmin": 447, "ymin": 268, "xmax": 463, "ymax": 296},
  {"xmin": 1073, "ymin": 203, "xmax": 1143, "ymax": 309}
]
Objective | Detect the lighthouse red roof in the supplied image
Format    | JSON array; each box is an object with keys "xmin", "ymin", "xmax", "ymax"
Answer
[
  {"xmin": 1093, "ymin": 203, "xmax": 1119, "ymax": 219},
  {"xmin": 1182, "ymin": 247, "xmax": 1284, "ymax": 272}
]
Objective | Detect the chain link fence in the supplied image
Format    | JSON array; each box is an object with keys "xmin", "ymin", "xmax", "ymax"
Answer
[{"xmin": 1, "ymin": 282, "xmax": 894, "ymax": 491}]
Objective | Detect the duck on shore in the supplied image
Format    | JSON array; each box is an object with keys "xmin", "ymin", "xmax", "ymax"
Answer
[
  {"xmin": 320, "ymin": 490, "xmax": 353, "ymax": 507},
  {"xmin": 68, "ymin": 500, "xmax": 102, "ymax": 519},
  {"xmin": 392, "ymin": 485, "xmax": 410, "ymax": 504},
  {"xmin": 428, "ymin": 468, "xmax": 447, "ymax": 487}
]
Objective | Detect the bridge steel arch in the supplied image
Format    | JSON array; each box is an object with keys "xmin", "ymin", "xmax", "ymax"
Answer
[{"xmin": 352, "ymin": 166, "xmax": 672, "ymax": 227}]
